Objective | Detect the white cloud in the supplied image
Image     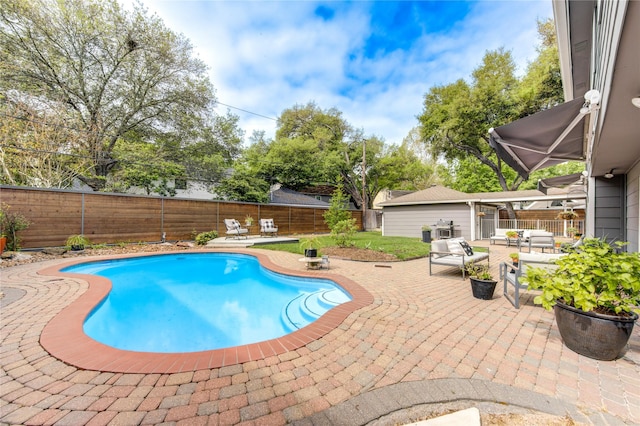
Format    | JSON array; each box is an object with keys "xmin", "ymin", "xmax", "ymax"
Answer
[{"xmin": 135, "ymin": 0, "xmax": 552, "ymax": 145}]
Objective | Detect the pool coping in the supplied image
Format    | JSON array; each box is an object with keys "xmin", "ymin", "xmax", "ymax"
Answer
[{"xmin": 38, "ymin": 249, "xmax": 374, "ymax": 374}]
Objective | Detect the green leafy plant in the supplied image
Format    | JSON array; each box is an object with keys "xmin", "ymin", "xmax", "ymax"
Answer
[
  {"xmin": 244, "ymin": 215, "xmax": 254, "ymax": 225},
  {"xmin": 464, "ymin": 262, "xmax": 493, "ymax": 280},
  {"xmin": 509, "ymin": 252, "xmax": 519, "ymax": 262},
  {"xmin": 331, "ymin": 218, "xmax": 357, "ymax": 248},
  {"xmin": 323, "ymin": 183, "xmax": 352, "ymax": 230},
  {"xmin": 0, "ymin": 203, "xmax": 31, "ymax": 251},
  {"xmin": 522, "ymin": 238, "xmax": 640, "ymax": 315},
  {"xmin": 505, "ymin": 230, "xmax": 518, "ymax": 239},
  {"xmin": 299, "ymin": 236, "xmax": 322, "ymax": 255},
  {"xmin": 195, "ymin": 230, "xmax": 218, "ymax": 245},
  {"xmin": 66, "ymin": 234, "xmax": 90, "ymax": 250},
  {"xmin": 421, "ymin": 225, "xmax": 432, "ymax": 231}
]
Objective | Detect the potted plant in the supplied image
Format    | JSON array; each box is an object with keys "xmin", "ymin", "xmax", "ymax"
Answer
[
  {"xmin": 464, "ymin": 262, "xmax": 497, "ymax": 300},
  {"xmin": 300, "ymin": 236, "xmax": 320, "ymax": 258},
  {"xmin": 244, "ymin": 215, "xmax": 254, "ymax": 227},
  {"xmin": 522, "ymin": 238, "xmax": 640, "ymax": 360},
  {"xmin": 421, "ymin": 225, "xmax": 432, "ymax": 243},
  {"xmin": 0, "ymin": 203, "xmax": 31, "ymax": 251},
  {"xmin": 505, "ymin": 230, "xmax": 518, "ymax": 239},
  {"xmin": 556, "ymin": 211, "xmax": 578, "ymax": 220},
  {"xmin": 66, "ymin": 234, "xmax": 91, "ymax": 251},
  {"xmin": 566, "ymin": 227, "xmax": 578, "ymax": 239}
]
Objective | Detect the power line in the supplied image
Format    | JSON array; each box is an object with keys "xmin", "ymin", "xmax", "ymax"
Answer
[{"xmin": 215, "ymin": 101, "xmax": 278, "ymax": 121}]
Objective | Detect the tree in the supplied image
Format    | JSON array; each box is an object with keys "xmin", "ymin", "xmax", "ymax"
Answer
[
  {"xmin": 0, "ymin": 94, "xmax": 91, "ymax": 187},
  {"xmin": 418, "ymin": 19, "xmax": 565, "ymax": 217},
  {"xmin": 106, "ymin": 138, "xmax": 185, "ymax": 196},
  {"xmin": 0, "ymin": 0, "xmax": 216, "ymax": 190},
  {"xmin": 275, "ymin": 102, "xmax": 373, "ymax": 209},
  {"xmin": 215, "ymin": 165, "xmax": 270, "ymax": 203}
]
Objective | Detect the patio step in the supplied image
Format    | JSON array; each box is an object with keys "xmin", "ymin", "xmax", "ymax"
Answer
[{"xmin": 281, "ymin": 289, "xmax": 351, "ymax": 331}]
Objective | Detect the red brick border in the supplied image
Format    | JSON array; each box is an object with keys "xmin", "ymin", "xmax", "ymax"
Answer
[{"xmin": 38, "ymin": 249, "xmax": 373, "ymax": 373}]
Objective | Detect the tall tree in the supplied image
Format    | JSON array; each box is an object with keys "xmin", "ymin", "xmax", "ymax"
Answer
[
  {"xmin": 0, "ymin": 94, "xmax": 90, "ymax": 187},
  {"xmin": 0, "ymin": 0, "xmax": 216, "ymax": 190},
  {"xmin": 418, "ymin": 19, "xmax": 565, "ymax": 217}
]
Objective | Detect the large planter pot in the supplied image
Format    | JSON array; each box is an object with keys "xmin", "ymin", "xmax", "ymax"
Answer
[
  {"xmin": 553, "ymin": 301, "xmax": 638, "ymax": 360},
  {"xmin": 0, "ymin": 236, "xmax": 6, "ymax": 253},
  {"xmin": 421, "ymin": 230, "xmax": 432, "ymax": 243},
  {"xmin": 470, "ymin": 278, "xmax": 497, "ymax": 300},
  {"xmin": 304, "ymin": 248, "xmax": 317, "ymax": 258}
]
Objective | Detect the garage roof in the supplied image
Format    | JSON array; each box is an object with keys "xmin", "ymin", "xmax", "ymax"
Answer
[{"xmin": 378, "ymin": 185, "xmax": 585, "ymax": 207}]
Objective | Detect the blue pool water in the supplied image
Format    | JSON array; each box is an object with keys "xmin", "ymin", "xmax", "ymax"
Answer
[{"xmin": 62, "ymin": 253, "xmax": 351, "ymax": 353}]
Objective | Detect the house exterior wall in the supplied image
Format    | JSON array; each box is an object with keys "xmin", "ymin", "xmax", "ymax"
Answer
[
  {"xmin": 626, "ymin": 160, "xmax": 640, "ymax": 252},
  {"xmin": 593, "ymin": 175, "xmax": 625, "ymax": 243},
  {"xmin": 382, "ymin": 204, "xmax": 471, "ymax": 240}
]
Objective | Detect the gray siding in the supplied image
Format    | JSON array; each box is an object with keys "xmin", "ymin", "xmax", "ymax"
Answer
[
  {"xmin": 593, "ymin": 175, "xmax": 625, "ymax": 243},
  {"xmin": 626, "ymin": 161, "xmax": 639, "ymax": 252},
  {"xmin": 382, "ymin": 204, "xmax": 472, "ymax": 240}
]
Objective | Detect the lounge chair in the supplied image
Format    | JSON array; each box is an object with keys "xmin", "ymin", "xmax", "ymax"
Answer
[
  {"xmin": 500, "ymin": 252, "xmax": 563, "ymax": 308},
  {"xmin": 224, "ymin": 219, "xmax": 249, "ymax": 239},
  {"xmin": 429, "ymin": 238, "xmax": 490, "ymax": 280},
  {"xmin": 259, "ymin": 218, "xmax": 278, "ymax": 237}
]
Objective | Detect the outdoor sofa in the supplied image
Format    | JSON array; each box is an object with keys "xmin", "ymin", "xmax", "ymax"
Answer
[{"xmin": 429, "ymin": 238, "xmax": 490, "ymax": 280}]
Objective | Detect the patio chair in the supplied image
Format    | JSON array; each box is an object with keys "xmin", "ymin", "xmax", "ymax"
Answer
[
  {"xmin": 526, "ymin": 230, "xmax": 555, "ymax": 252},
  {"xmin": 500, "ymin": 251, "xmax": 563, "ymax": 308},
  {"xmin": 224, "ymin": 219, "xmax": 249, "ymax": 239},
  {"xmin": 429, "ymin": 238, "xmax": 490, "ymax": 280},
  {"xmin": 259, "ymin": 218, "xmax": 278, "ymax": 237}
]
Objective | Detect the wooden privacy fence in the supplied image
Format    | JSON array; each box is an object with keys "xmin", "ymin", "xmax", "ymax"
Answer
[{"xmin": 0, "ymin": 186, "xmax": 363, "ymax": 249}]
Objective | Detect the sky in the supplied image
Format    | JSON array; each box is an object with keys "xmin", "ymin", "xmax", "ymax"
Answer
[{"xmin": 133, "ymin": 0, "xmax": 553, "ymax": 145}]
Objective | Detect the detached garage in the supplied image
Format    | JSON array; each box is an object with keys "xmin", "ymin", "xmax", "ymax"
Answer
[{"xmin": 379, "ymin": 185, "xmax": 586, "ymax": 241}]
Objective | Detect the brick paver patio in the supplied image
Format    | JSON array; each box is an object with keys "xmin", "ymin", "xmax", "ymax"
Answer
[{"xmin": 1, "ymin": 242, "xmax": 639, "ymax": 425}]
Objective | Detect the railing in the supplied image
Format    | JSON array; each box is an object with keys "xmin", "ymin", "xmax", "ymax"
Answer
[{"xmin": 480, "ymin": 219, "xmax": 585, "ymax": 238}]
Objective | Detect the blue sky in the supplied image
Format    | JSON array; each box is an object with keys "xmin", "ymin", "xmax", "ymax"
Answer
[{"xmin": 135, "ymin": 0, "xmax": 553, "ymax": 145}]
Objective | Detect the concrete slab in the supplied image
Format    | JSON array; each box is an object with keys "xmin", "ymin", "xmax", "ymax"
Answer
[{"xmin": 405, "ymin": 407, "xmax": 480, "ymax": 426}]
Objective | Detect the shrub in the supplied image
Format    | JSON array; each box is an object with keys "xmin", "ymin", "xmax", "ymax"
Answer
[
  {"xmin": 195, "ymin": 230, "xmax": 218, "ymax": 245},
  {"xmin": 66, "ymin": 234, "xmax": 90, "ymax": 249},
  {"xmin": 331, "ymin": 218, "xmax": 357, "ymax": 248},
  {"xmin": 323, "ymin": 183, "xmax": 352, "ymax": 230},
  {"xmin": 0, "ymin": 203, "xmax": 31, "ymax": 251}
]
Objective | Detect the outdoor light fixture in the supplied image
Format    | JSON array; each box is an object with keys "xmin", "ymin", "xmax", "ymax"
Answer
[
  {"xmin": 604, "ymin": 169, "xmax": 614, "ymax": 179},
  {"xmin": 581, "ymin": 89, "xmax": 602, "ymax": 114},
  {"xmin": 632, "ymin": 97, "xmax": 640, "ymax": 109}
]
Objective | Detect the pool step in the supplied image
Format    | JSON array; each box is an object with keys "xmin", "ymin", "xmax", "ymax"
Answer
[{"xmin": 282, "ymin": 289, "xmax": 351, "ymax": 331}]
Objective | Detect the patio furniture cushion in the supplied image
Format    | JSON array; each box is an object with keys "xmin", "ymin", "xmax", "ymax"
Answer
[
  {"xmin": 446, "ymin": 238, "xmax": 465, "ymax": 254},
  {"xmin": 459, "ymin": 240, "xmax": 474, "ymax": 256},
  {"xmin": 224, "ymin": 219, "xmax": 249, "ymax": 239},
  {"xmin": 259, "ymin": 218, "xmax": 278, "ymax": 236}
]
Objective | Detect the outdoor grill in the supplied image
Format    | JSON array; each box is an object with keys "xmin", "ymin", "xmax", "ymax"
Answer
[{"xmin": 435, "ymin": 219, "xmax": 454, "ymax": 239}]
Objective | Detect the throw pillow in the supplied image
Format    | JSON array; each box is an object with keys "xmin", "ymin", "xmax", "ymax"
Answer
[
  {"xmin": 459, "ymin": 240, "xmax": 474, "ymax": 256},
  {"xmin": 446, "ymin": 239, "xmax": 464, "ymax": 255}
]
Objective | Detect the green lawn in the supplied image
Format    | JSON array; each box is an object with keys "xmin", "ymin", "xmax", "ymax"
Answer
[{"xmin": 254, "ymin": 231, "xmax": 431, "ymax": 260}]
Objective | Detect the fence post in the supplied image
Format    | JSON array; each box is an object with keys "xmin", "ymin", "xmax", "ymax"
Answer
[{"xmin": 81, "ymin": 193, "xmax": 85, "ymax": 235}]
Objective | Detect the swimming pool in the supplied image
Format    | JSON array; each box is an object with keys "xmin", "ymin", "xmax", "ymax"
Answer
[{"xmin": 62, "ymin": 253, "xmax": 352, "ymax": 353}]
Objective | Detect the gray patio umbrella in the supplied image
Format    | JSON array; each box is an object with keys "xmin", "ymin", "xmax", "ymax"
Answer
[{"xmin": 489, "ymin": 97, "xmax": 588, "ymax": 180}]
